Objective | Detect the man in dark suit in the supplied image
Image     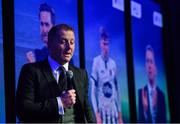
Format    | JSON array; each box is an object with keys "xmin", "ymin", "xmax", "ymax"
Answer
[
  {"xmin": 138, "ymin": 45, "xmax": 167, "ymax": 123},
  {"xmin": 16, "ymin": 24, "xmax": 95, "ymax": 123}
]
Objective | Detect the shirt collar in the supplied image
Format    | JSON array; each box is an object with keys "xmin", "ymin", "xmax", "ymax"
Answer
[
  {"xmin": 147, "ymin": 82, "xmax": 156, "ymax": 94},
  {"xmin": 48, "ymin": 56, "xmax": 69, "ymax": 72},
  {"xmin": 101, "ymin": 54, "xmax": 109, "ymax": 62}
]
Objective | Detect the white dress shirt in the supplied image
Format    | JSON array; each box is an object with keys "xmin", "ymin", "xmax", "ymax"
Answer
[
  {"xmin": 148, "ymin": 83, "xmax": 157, "ymax": 123},
  {"xmin": 48, "ymin": 56, "xmax": 69, "ymax": 115}
]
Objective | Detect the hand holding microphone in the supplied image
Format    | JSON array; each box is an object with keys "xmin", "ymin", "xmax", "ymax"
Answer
[
  {"xmin": 61, "ymin": 70, "xmax": 76, "ymax": 108},
  {"xmin": 66, "ymin": 70, "xmax": 74, "ymax": 90},
  {"xmin": 61, "ymin": 89, "xmax": 76, "ymax": 108}
]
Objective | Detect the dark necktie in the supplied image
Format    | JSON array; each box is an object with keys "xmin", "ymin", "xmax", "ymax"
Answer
[
  {"xmin": 57, "ymin": 66, "xmax": 67, "ymax": 94},
  {"xmin": 104, "ymin": 60, "xmax": 107, "ymax": 69}
]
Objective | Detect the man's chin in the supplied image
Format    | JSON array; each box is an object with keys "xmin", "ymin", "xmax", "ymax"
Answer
[
  {"xmin": 63, "ymin": 57, "xmax": 71, "ymax": 63},
  {"xmin": 42, "ymin": 38, "xmax": 48, "ymax": 44}
]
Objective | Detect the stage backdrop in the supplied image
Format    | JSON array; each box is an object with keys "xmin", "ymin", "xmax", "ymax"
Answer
[
  {"xmin": 131, "ymin": 0, "xmax": 170, "ymax": 122},
  {"xmin": 84, "ymin": 0, "xmax": 130, "ymax": 122},
  {"xmin": 0, "ymin": 0, "xmax": 6, "ymax": 122},
  {"xmin": 15, "ymin": 0, "xmax": 80, "ymax": 88}
]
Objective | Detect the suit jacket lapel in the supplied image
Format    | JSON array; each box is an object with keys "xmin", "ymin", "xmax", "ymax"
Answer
[
  {"xmin": 69, "ymin": 65, "xmax": 84, "ymax": 106},
  {"xmin": 144, "ymin": 85, "xmax": 153, "ymax": 122},
  {"xmin": 40, "ymin": 59, "xmax": 59, "ymax": 97},
  {"xmin": 39, "ymin": 61, "xmax": 85, "ymax": 103}
]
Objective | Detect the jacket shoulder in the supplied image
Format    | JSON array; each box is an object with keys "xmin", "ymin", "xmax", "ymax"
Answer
[
  {"xmin": 21, "ymin": 59, "xmax": 48, "ymax": 72},
  {"xmin": 69, "ymin": 65, "xmax": 87, "ymax": 73},
  {"xmin": 156, "ymin": 86, "xmax": 165, "ymax": 98}
]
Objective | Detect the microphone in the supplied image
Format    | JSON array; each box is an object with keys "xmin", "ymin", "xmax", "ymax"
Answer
[{"xmin": 66, "ymin": 70, "xmax": 74, "ymax": 90}]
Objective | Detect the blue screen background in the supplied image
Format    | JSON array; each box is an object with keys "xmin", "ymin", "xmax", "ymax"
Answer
[
  {"xmin": 131, "ymin": 0, "xmax": 170, "ymax": 122},
  {"xmin": 15, "ymin": 0, "xmax": 79, "ymax": 88},
  {"xmin": 0, "ymin": 0, "xmax": 6, "ymax": 122},
  {"xmin": 84, "ymin": 0, "xmax": 130, "ymax": 122}
]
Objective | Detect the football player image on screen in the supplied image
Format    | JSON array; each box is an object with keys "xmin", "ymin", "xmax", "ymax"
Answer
[{"xmin": 90, "ymin": 27, "xmax": 123, "ymax": 124}]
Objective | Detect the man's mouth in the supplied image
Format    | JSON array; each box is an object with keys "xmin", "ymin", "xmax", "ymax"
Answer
[
  {"xmin": 43, "ymin": 35, "xmax": 48, "ymax": 38},
  {"xmin": 42, "ymin": 33, "xmax": 48, "ymax": 38},
  {"xmin": 148, "ymin": 71, "xmax": 153, "ymax": 76},
  {"xmin": 64, "ymin": 52, "xmax": 71, "ymax": 57},
  {"xmin": 42, "ymin": 35, "xmax": 48, "ymax": 40}
]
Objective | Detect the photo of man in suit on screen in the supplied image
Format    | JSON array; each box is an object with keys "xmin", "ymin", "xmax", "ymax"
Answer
[{"xmin": 138, "ymin": 45, "xmax": 167, "ymax": 123}]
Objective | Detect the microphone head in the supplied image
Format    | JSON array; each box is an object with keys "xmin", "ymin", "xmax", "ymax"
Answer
[{"xmin": 66, "ymin": 70, "xmax": 73, "ymax": 79}]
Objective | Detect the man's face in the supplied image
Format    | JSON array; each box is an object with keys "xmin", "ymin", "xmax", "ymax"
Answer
[
  {"xmin": 49, "ymin": 30, "xmax": 75, "ymax": 65},
  {"xmin": 39, "ymin": 11, "xmax": 53, "ymax": 46},
  {"xmin": 145, "ymin": 50, "xmax": 157, "ymax": 82},
  {"xmin": 100, "ymin": 39, "xmax": 109, "ymax": 57}
]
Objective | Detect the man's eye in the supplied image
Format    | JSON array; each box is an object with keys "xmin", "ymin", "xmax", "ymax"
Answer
[
  {"xmin": 59, "ymin": 39, "xmax": 66, "ymax": 44},
  {"xmin": 45, "ymin": 23, "xmax": 49, "ymax": 27},
  {"xmin": 40, "ymin": 22, "xmax": 44, "ymax": 26},
  {"xmin": 70, "ymin": 41, "xmax": 74, "ymax": 45}
]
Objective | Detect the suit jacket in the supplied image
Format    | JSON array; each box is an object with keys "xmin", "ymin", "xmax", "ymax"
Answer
[
  {"xmin": 16, "ymin": 59, "xmax": 95, "ymax": 123},
  {"xmin": 138, "ymin": 85, "xmax": 167, "ymax": 123}
]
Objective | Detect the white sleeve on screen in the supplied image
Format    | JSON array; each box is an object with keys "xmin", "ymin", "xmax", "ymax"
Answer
[
  {"xmin": 113, "ymin": 60, "xmax": 122, "ymax": 112},
  {"xmin": 91, "ymin": 57, "xmax": 98, "ymax": 80},
  {"xmin": 90, "ymin": 77, "xmax": 98, "ymax": 113},
  {"xmin": 56, "ymin": 97, "xmax": 64, "ymax": 115},
  {"xmin": 90, "ymin": 58, "xmax": 98, "ymax": 113},
  {"xmin": 115, "ymin": 85, "xmax": 122, "ymax": 112}
]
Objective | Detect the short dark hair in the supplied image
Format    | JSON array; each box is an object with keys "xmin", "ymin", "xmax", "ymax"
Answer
[
  {"xmin": 99, "ymin": 26, "xmax": 109, "ymax": 41},
  {"xmin": 39, "ymin": 2, "xmax": 56, "ymax": 25},
  {"xmin": 146, "ymin": 44, "xmax": 154, "ymax": 54},
  {"xmin": 146, "ymin": 44, "xmax": 156, "ymax": 63},
  {"xmin": 48, "ymin": 24, "xmax": 74, "ymax": 44}
]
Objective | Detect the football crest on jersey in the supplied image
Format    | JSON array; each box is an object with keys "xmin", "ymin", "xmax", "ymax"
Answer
[
  {"xmin": 101, "ymin": 69, "xmax": 104, "ymax": 74},
  {"xmin": 102, "ymin": 82, "xmax": 112, "ymax": 98},
  {"xmin": 109, "ymin": 69, "xmax": 112, "ymax": 76}
]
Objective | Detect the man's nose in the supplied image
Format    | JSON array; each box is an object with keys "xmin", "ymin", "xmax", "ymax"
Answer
[
  {"xmin": 42, "ymin": 26, "xmax": 48, "ymax": 32},
  {"xmin": 65, "ymin": 41, "xmax": 71, "ymax": 49},
  {"xmin": 148, "ymin": 65, "xmax": 152, "ymax": 69}
]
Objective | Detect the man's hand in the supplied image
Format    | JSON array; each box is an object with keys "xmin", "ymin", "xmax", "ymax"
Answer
[
  {"xmin": 61, "ymin": 89, "xmax": 76, "ymax": 108},
  {"xmin": 142, "ymin": 88, "xmax": 148, "ymax": 114},
  {"xmin": 152, "ymin": 90, "xmax": 157, "ymax": 110},
  {"xmin": 26, "ymin": 51, "xmax": 36, "ymax": 63},
  {"xmin": 95, "ymin": 112, "xmax": 102, "ymax": 124},
  {"xmin": 118, "ymin": 112, "xmax": 123, "ymax": 123}
]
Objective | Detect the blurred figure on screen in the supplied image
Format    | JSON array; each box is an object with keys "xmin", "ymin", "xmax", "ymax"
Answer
[
  {"xmin": 90, "ymin": 27, "xmax": 123, "ymax": 124},
  {"xmin": 138, "ymin": 45, "xmax": 167, "ymax": 123},
  {"xmin": 26, "ymin": 2, "xmax": 55, "ymax": 63}
]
